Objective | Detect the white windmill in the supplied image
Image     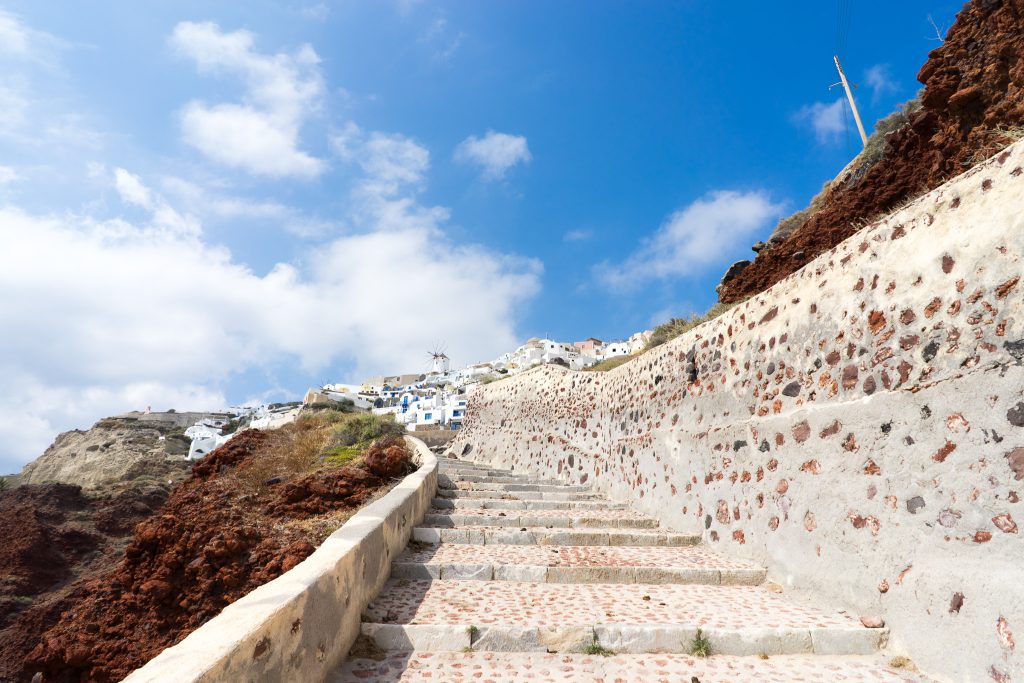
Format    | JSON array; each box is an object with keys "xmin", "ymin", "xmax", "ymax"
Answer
[{"xmin": 428, "ymin": 346, "xmax": 450, "ymax": 375}]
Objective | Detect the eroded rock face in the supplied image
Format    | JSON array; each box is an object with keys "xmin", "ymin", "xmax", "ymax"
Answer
[
  {"xmin": 718, "ymin": 0, "xmax": 1024, "ymax": 303},
  {"xmin": 0, "ymin": 484, "xmax": 169, "ymax": 683},
  {"xmin": 450, "ymin": 139, "xmax": 1024, "ymax": 682},
  {"xmin": 14, "ymin": 413, "xmax": 210, "ymax": 491}
]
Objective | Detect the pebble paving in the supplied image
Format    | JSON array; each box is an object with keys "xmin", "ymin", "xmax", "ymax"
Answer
[
  {"xmin": 397, "ymin": 544, "xmax": 760, "ymax": 570},
  {"xmin": 337, "ymin": 652, "xmax": 934, "ymax": 682},
  {"xmin": 364, "ymin": 580, "xmax": 857, "ymax": 629},
  {"xmin": 334, "ymin": 457, "xmax": 933, "ymax": 681},
  {"xmin": 428, "ymin": 507, "xmax": 649, "ymax": 520}
]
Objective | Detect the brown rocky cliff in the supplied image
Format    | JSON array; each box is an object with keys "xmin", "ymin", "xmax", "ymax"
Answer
[
  {"xmin": 718, "ymin": 0, "xmax": 1024, "ymax": 303},
  {"xmin": 0, "ymin": 484, "xmax": 170, "ymax": 683}
]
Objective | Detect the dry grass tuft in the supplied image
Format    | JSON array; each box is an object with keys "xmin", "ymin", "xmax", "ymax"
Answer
[
  {"xmin": 231, "ymin": 419, "xmax": 331, "ymax": 494},
  {"xmin": 584, "ymin": 355, "xmax": 638, "ymax": 372},
  {"xmin": 646, "ymin": 301, "xmax": 740, "ymax": 350}
]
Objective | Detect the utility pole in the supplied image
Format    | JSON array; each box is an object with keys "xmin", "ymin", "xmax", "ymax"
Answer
[{"xmin": 831, "ymin": 55, "xmax": 868, "ymax": 148}]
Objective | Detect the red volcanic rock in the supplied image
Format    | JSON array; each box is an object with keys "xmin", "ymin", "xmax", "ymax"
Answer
[
  {"xmin": 0, "ymin": 482, "xmax": 171, "ymax": 683},
  {"xmin": 21, "ymin": 427, "xmax": 395, "ymax": 682},
  {"xmin": 363, "ymin": 437, "xmax": 415, "ymax": 479},
  {"xmin": 792, "ymin": 421, "xmax": 811, "ymax": 443},
  {"xmin": 860, "ymin": 616, "xmax": 886, "ymax": 628},
  {"xmin": 719, "ymin": 0, "xmax": 1024, "ymax": 303}
]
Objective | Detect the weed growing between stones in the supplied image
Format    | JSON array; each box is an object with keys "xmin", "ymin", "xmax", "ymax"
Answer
[
  {"xmin": 583, "ymin": 629, "xmax": 615, "ymax": 657},
  {"xmin": 689, "ymin": 628, "xmax": 712, "ymax": 658}
]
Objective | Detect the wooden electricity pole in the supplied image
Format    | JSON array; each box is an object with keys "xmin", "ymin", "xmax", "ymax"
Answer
[{"xmin": 832, "ymin": 55, "xmax": 868, "ymax": 148}]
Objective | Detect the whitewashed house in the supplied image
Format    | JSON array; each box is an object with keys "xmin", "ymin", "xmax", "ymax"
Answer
[{"xmin": 185, "ymin": 423, "xmax": 230, "ymax": 460}]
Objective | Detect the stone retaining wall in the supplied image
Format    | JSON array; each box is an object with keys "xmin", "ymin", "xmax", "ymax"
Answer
[
  {"xmin": 452, "ymin": 142, "xmax": 1024, "ymax": 682},
  {"xmin": 123, "ymin": 437, "xmax": 438, "ymax": 683}
]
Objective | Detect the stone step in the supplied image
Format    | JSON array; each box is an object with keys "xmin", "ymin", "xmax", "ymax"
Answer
[
  {"xmin": 412, "ymin": 526, "xmax": 702, "ymax": 547},
  {"xmin": 438, "ymin": 463, "xmax": 513, "ymax": 474},
  {"xmin": 431, "ymin": 497, "xmax": 628, "ymax": 511},
  {"xmin": 438, "ymin": 475, "xmax": 569, "ymax": 491},
  {"xmin": 391, "ymin": 544, "xmax": 766, "ymax": 585},
  {"xmin": 423, "ymin": 509, "xmax": 658, "ymax": 529},
  {"xmin": 334, "ymin": 652, "xmax": 933, "ymax": 683},
  {"xmin": 442, "ymin": 482, "xmax": 592, "ymax": 493},
  {"xmin": 360, "ymin": 580, "xmax": 885, "ymax": 656},
  {"xmin": 434, "ymin": 488, "xmax": 605, "ymax": 502},
  {"xmin": 442, "ymin": 474, "xmax": 563, "ymax": 485}
]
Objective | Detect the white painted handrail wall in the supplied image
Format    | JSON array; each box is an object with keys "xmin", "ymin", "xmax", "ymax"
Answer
[{"xmin": 123, "ymin": 436, "xmax": 438, "ymax": 683}]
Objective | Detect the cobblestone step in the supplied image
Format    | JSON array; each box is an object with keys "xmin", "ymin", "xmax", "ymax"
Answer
[
  {"xmin": 360, "ymin": 580, "xmax": 885, "ymax": 656},
  {"xmin": 334, "ymin": 651, "xmax": 933, "ymax": 682},
  {"xmin": 459, "ymin": 474, "xmax": 559, "ymax": 483},
  {"xmin": 431, "ymin": 497, "xmax": 628, "ymax": 511},
  {"xmin": 411, "ymin": 526, "xmax": 703, "ymax": 546},
  {"xmin": 423, "ymin": 509, "xmax": 659, "ymax": 529},
  {"xmin": 434, "ymin": 488, "xmax": 605, "ymax": 501},
  {"xmin": 442, "ymin": 482, "xmax": 593, "ymax": 493},
  {"xmin": 333, "ymin": 457, "xmax": 899, "ymax": 679},
  {"xmin": 391, "ymin": 544, "xmax": 765, "ymax": 585}
]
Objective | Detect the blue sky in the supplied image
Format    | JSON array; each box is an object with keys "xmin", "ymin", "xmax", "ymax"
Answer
[{"xmin": 0, "ymin": 1, "xmax": 964, "ymax": 471}]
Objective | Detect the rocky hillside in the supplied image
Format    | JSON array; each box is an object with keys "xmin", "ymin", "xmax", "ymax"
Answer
[
  {"xmin": 718, "ymin": 0, "xmax": 1024, "ymax": 303},
  {"xmin": 3, "ymin": 412, "xmax": 413, "ymax": 683},
  {"xmin": 0, "ymin": 482, "xmax": 171, "ymax": 683},
  {"xmin": 15, "ymin": 412, "xmax": 235, "ymax": 492}
]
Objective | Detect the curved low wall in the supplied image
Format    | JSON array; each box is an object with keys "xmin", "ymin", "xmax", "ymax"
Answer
[
  {"xmin": 452, "ymin": 142, "xmax": 1024, "ymax": 682},
  {"xmin": 123, "ymin": 437, "xmax": 438, "ymax": 683}
]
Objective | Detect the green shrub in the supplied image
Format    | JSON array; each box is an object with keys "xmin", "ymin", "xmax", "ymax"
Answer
[
  {"xmin": 0, "ymin": 476, "xmax": 8, "ymax": 493},
  {"xmin": 323, "ymin": 445, "xmax": 362, "ymax": 467},
  {"xmin": 329, "ymin": 414, "xmax": 405, "ymax": 449}
]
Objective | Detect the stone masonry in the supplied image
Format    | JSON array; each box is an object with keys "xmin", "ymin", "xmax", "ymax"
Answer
[
  {"xmin": 335, "ymin": 458, "xmax": 933, "ymax": 681},
  {"xmin": 447, "ymin": 140, "xmax": 1024, "ymax": 681}
]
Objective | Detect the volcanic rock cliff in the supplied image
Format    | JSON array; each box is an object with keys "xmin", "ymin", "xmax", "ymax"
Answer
[{"xmin": 718, "ymin": 0, "xmax": 1024, "ymax": 303}]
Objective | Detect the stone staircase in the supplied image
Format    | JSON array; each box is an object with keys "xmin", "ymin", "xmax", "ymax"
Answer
[{"xmin": 333, "ymin": 457, "xmax": 933, "ymax": 681}]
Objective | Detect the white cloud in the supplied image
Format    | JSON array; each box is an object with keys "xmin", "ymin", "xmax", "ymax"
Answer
[
  {"xmin": 0, "ymin": 150, "xmax": 541, "ymax": 471},
  {"xmin": 563, "ymin": 229, "xmax": 592, "ymax": 242},
  {"xmin": 170, "ymin": 21, "xmax": 326, "ymax": 178},
  {"xmin": 0, "ymin": 17, "xmax": 100, "ymax": 147},
  {"xmin": 0, "ymin": 166, "xmax": 18, "ymax": 186},
  {"xmin": 363, "ymin": 132, "xmax": 431, "ymax": 189},
  {"xmin": 794, "ymin": 99, "xmax": 847, "ymax": 145},
  {"xmin": 331, "ymin": 123, "xmax": 433, "ymax": 203},
  {"xmin": 0, "ymin": 10, "xmax": 30, "ymax": 58},
  {"xmin": 865, "ymin": 64, "xmax": 899, "ymax": 102},
  {"xmin": 110, "ymin": 168, "xmax": 199, "ymax": 236},
  {"xmin": 598, "ymin": 190, "xmax": 782, "ymax": 289},
  {"xmin": 160, "ymin": 176, "xmax": 288, "ymax": 220},
  {"xmin": 0, "ymin": 9, "xmax": 63, "ymax": 64},
  {"xmin": 455, "ymin": 131, "xmax": 532, "ymax": 180},
  {"xmin": 113, "ymin": 168, "xmax": 154, "ymax": 209}
]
